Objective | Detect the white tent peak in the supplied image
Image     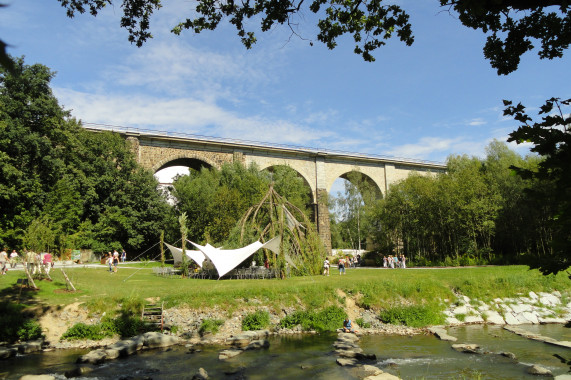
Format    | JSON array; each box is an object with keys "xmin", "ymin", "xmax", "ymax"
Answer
[{"xmin": 190, "ymin": 237, "xmax": 281, "ymax": 278}]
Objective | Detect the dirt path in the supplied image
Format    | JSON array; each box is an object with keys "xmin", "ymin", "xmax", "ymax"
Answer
[{"xmin": 335, "ymin": 288, "xmax": 361, "ymax": 328}]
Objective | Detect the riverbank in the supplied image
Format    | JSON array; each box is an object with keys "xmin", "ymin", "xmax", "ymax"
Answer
[{"xmin": 1, "ymin": 265, "xmax": 569, "ymax": 350}]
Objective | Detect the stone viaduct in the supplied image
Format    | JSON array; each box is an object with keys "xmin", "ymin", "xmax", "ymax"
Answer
[{"xmin": 84, "ymin": 125, "xmax": 446, "ymax": 252}]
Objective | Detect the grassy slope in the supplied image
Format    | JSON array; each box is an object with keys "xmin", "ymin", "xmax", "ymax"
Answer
[{"xmin": 2, "ymin": 266, "xmax": 569, "ymax": 318}]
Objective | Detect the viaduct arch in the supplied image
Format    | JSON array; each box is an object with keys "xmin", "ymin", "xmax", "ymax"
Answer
[{"xmin": 85, "ymin": 125, "xmax": 446, "ymax": 253}]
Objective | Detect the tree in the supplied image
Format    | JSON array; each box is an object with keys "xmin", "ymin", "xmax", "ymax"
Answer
[
  {"xmin": 439, "ymin": 1, "xmax": 571, "ymax": 75},
  {"xmin": 0, "ymin": 56, "xmax": 173, "ymax": 255},
  {"xmin": 172, "ymin": 162, "xmax": 313, "ymax": 245},
  {"xmin": 505, "ymin": 97, "xmax": 571, "ymax": 276},
  {"xmin": 329, "ymin": 171, "xmax": 381, "ymax": 250}
]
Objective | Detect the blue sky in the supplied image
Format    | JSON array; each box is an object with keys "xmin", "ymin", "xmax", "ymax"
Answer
[{"xmin": 1, "ymin": 1, "xmax": 569, "ymax": 186}]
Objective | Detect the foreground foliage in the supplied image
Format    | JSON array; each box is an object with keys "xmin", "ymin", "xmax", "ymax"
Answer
[{"xmin": 51, "ymin": 1, "xmax": 569, "ymax": 74}]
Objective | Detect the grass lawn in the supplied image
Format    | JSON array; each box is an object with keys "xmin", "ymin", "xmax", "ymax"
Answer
[{"xmin": 1, "ymin": 265, "xmax": 569, "ymax": 316}]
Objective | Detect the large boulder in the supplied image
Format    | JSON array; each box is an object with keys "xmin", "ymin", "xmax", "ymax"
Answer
[
  {"xmin": 76, "ymin": 348, "xmax": 107, "ymax": 364},
  {"xmin": 527, "ymin": 364, "xmax": 552, "ymax": 376},
  {"xmin": 244, "ymin": 339, "xmax": 270, "ymax": 351},
  {"xmin": 142, "ymin": 332, "xmax": 180, "ymax": 348}
]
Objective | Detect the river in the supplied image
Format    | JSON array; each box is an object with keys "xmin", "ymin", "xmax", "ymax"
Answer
[{"xmin": 2, "ymin": 325, "xmax": 569, "ymax": 379}]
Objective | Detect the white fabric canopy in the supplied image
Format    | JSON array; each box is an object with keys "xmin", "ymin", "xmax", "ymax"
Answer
[
  {"xmin": 164, "ymin": 243, "xmax": 206, "ymax": 268},
  {"xmin": 190, "ymin": 237, "xmax": 280, "ymax": 278}
]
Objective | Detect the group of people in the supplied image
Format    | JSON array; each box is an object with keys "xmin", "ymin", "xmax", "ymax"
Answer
[
  {"xmin": 0, "ymin": 249, "xmax": 21, "ymax": 274},
  {"xmin": 323, "ymin": 255, "xmax": 361, "ymax": 276},
  {"xmin": 0, "ymin": 248, "xmax": 54, "ymax": 276},
  {"xmin": 383, "ymin": 255, "xmax": 406, "ymax": 269},
  {"xmin": 106, "ymin": 249, "xmax": 127, "ymax": 273}
]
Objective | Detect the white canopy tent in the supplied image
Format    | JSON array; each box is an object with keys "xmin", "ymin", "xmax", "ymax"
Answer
[
  {"xmin": 164, "ymin": 243, "xmax": 206, "ymax": 268},
  {"xmin": 190, "ymin": 237, "xmax": 282, "ymax": 278}
]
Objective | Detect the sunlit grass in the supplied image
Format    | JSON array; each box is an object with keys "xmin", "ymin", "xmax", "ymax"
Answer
[{"xmin": 2, "ymin": 265, "xmax": 569, "ymax": 319}]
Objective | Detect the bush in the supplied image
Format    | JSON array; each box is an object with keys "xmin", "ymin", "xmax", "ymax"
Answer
[
  {"xmin": 17, "ymin": 320, "xmax": 44, "ymax": 341},
  {"xmin": 355, "ymin": 317, "xmax": 371, "ymax": 329},
  {"xmin": 199, "ymin": 319, "xmax": 224, "ymax": 335},
  {"xmin": 279, "ymin": 306, "xmax": 346, "ymax": 332},
  {"xmin": 242, "ymin": 310, "xmax": 270, "ymax": 331},
  {"xmin": 61, "ymin": 323, "xmax": 113, "ymax": 340},
  {"xmin": 379, "ymin": 305, "xmax": 445, "ymax": 327},
  {"xmin": 0, "ymin": 302, "xmax": 44, "ymax": 343}
]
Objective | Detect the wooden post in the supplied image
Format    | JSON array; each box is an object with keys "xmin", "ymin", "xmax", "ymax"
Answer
[
  {"xmin": 23, "ymin": 265, "xmax": 38, "ymax": 290},
  {"xmin": 60, "ymin": 269, "xmax": 76, "ymax": 291},
  {"xmin": 41, "ymin": 265, "xmax": 52, "ymax": 281}
]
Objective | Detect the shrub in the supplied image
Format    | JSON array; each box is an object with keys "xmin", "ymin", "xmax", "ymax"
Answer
[
  {"xmin": 0, "ymin": 302, "xmax": 44, "ymax": 343},
  {"xmin": 279, "ymin": 306, "xmax": 346, "ymax": 332},
  {"xmin": 379, "ymin": 305, "xmax": 445, "ymax": 327},
  {"xmin": 61, "ymin": 323, "xmax": 112, "ymax": 340},
  {"xmin": 242, "ymin": 310, "xmax": 270, "ymax": 331},
  {"xmin": 199, "ymin": 319, "xmax": 224, "ymax": 335},
  {"xmin": 17, "ymin": 320, "xmax": 44, "ymax": 341},
  {"xmin": 355, "ymin": 317, "xmax": 371, "ymax": 329}
]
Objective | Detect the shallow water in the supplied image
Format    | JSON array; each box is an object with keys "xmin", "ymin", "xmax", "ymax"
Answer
[{"xmin": 3, "ymin": 325, "xmax": 570, "ymax": 379}]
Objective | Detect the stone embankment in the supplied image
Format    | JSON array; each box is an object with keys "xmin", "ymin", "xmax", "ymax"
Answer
[
  {"xmin": 431, "ymin": 290, "xmax": 571, "ymax": 380},
  {"xmin": 443, "ymin": 290, "xmax": 570, "ymax": 326}
]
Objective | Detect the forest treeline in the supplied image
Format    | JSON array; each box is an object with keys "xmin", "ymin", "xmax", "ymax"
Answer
[
  {"xmin": 1, "ymin": 57, "xmax": 568, "ymax": 275},
  {"xmin": 332, "ymin": 142, "xmax": 549, "ymax": 267}
]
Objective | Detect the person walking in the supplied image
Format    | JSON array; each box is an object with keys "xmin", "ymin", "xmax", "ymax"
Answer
[
  {"xmin": 10, "ymin": 250, "xmax": 18, "ymax": 268},
  {"xmin": 0, "ymin": 249, "xmax": 7, "ymax": 275},
  {"xmin": 338, "ymin": 257, "xmax": 346, "ymax": 275},
  {"xmin": 113, "ymin": 251, "xmax": 119, "ymax": 273},
  {"xmin": 42, "ymin": 252, "xmax": 53, "ymax": 275},
  {"xmin": 121, "ymin": 249, "xmax": 127, "ymax": 263},
  {"xmin": 323, "ymin": 258, "xmax": 330, "ymax": 276},
  {"xmin": 107, "ymin": 252, "xmax": 113, "ymax": 273}
]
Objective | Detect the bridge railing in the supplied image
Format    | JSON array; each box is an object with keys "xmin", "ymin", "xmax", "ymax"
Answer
[{"xmin": 82, "ymin": 123, "xmax": 445, "ymax": 167}]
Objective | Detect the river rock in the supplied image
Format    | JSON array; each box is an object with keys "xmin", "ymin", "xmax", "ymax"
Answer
[
  {"xmin": 17, "ymin": 340, "xmax": 44, "ymax": 354},
  {"xmin": 428, "ymin": 327, "xmax": 457, "ymax": 342},
  {"xmin": 245, "ymin": 339, "xmax": 270, "ymax": 350},
  {"xmin": 451, "ymin": 344, "xmax": 480, "ymax": 354},
  {"xmin": 464, "ymin": 315, "xmax": 484, "ymax": 323},
  {"xmin": 219, "ymin": 349, "xmax": 243, "ymax": 360},
  {"xmin": 0, "ymin": 347, "xmax": 17, "ymax": 359},
  {"xmin": 336, "ymin": 357, "xmax": 359, "ymax": 367},
  {"xmin": 364, "ymin": 373, "xmax": 401, "ymax": 380},
  {"xmin": 143, "ymin": 332, "xmax": 180, "ymax": 348},
  {"xmin": 526, "ymin": 364, "xmax": 552, "ymax": 376},
  {"xmin": 64, "ymin": 366, "xmax": 93, "ymax": 378},
  {"xmin": 192, "ymin": 367, "xmax": 209, "ymax": 379},
  {"xmin": 484, "ymin": 311, "xmax": 505, "ymax": 324},
  {"xmin": 539, "ymin": 293, "xmax": 561, "ymax": 307},
  {"xmin": 334, "ymin": 341, "xmax": 361, "ymax": 350},
  {"xmin": 500, "ymin": 351, "xmax": 517, "ymax": 360},
  {"xmin": 503, "ymin": 312, "xmax": 521, "ymax": 325},
  {"xmin": 77, "ymin": 348, "xmax": 107, "ymax": 364},
  {"xmin": 356, "ymin": 364, "xmax": 383, "ymax": 377}
]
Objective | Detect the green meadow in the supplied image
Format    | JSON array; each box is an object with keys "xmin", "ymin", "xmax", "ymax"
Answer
[{"xmin": 2, "ymin": 265, "xmax": 569, "ymax": 319}]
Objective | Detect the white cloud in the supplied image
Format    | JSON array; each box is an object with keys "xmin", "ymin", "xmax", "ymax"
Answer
[
  {"xmin": 55, "ymin": 88, "xmax": 330, "ymax": 146},
  {"xmin": 467, "ymin": 118, "xmax": 486, "ymax": 126}
]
